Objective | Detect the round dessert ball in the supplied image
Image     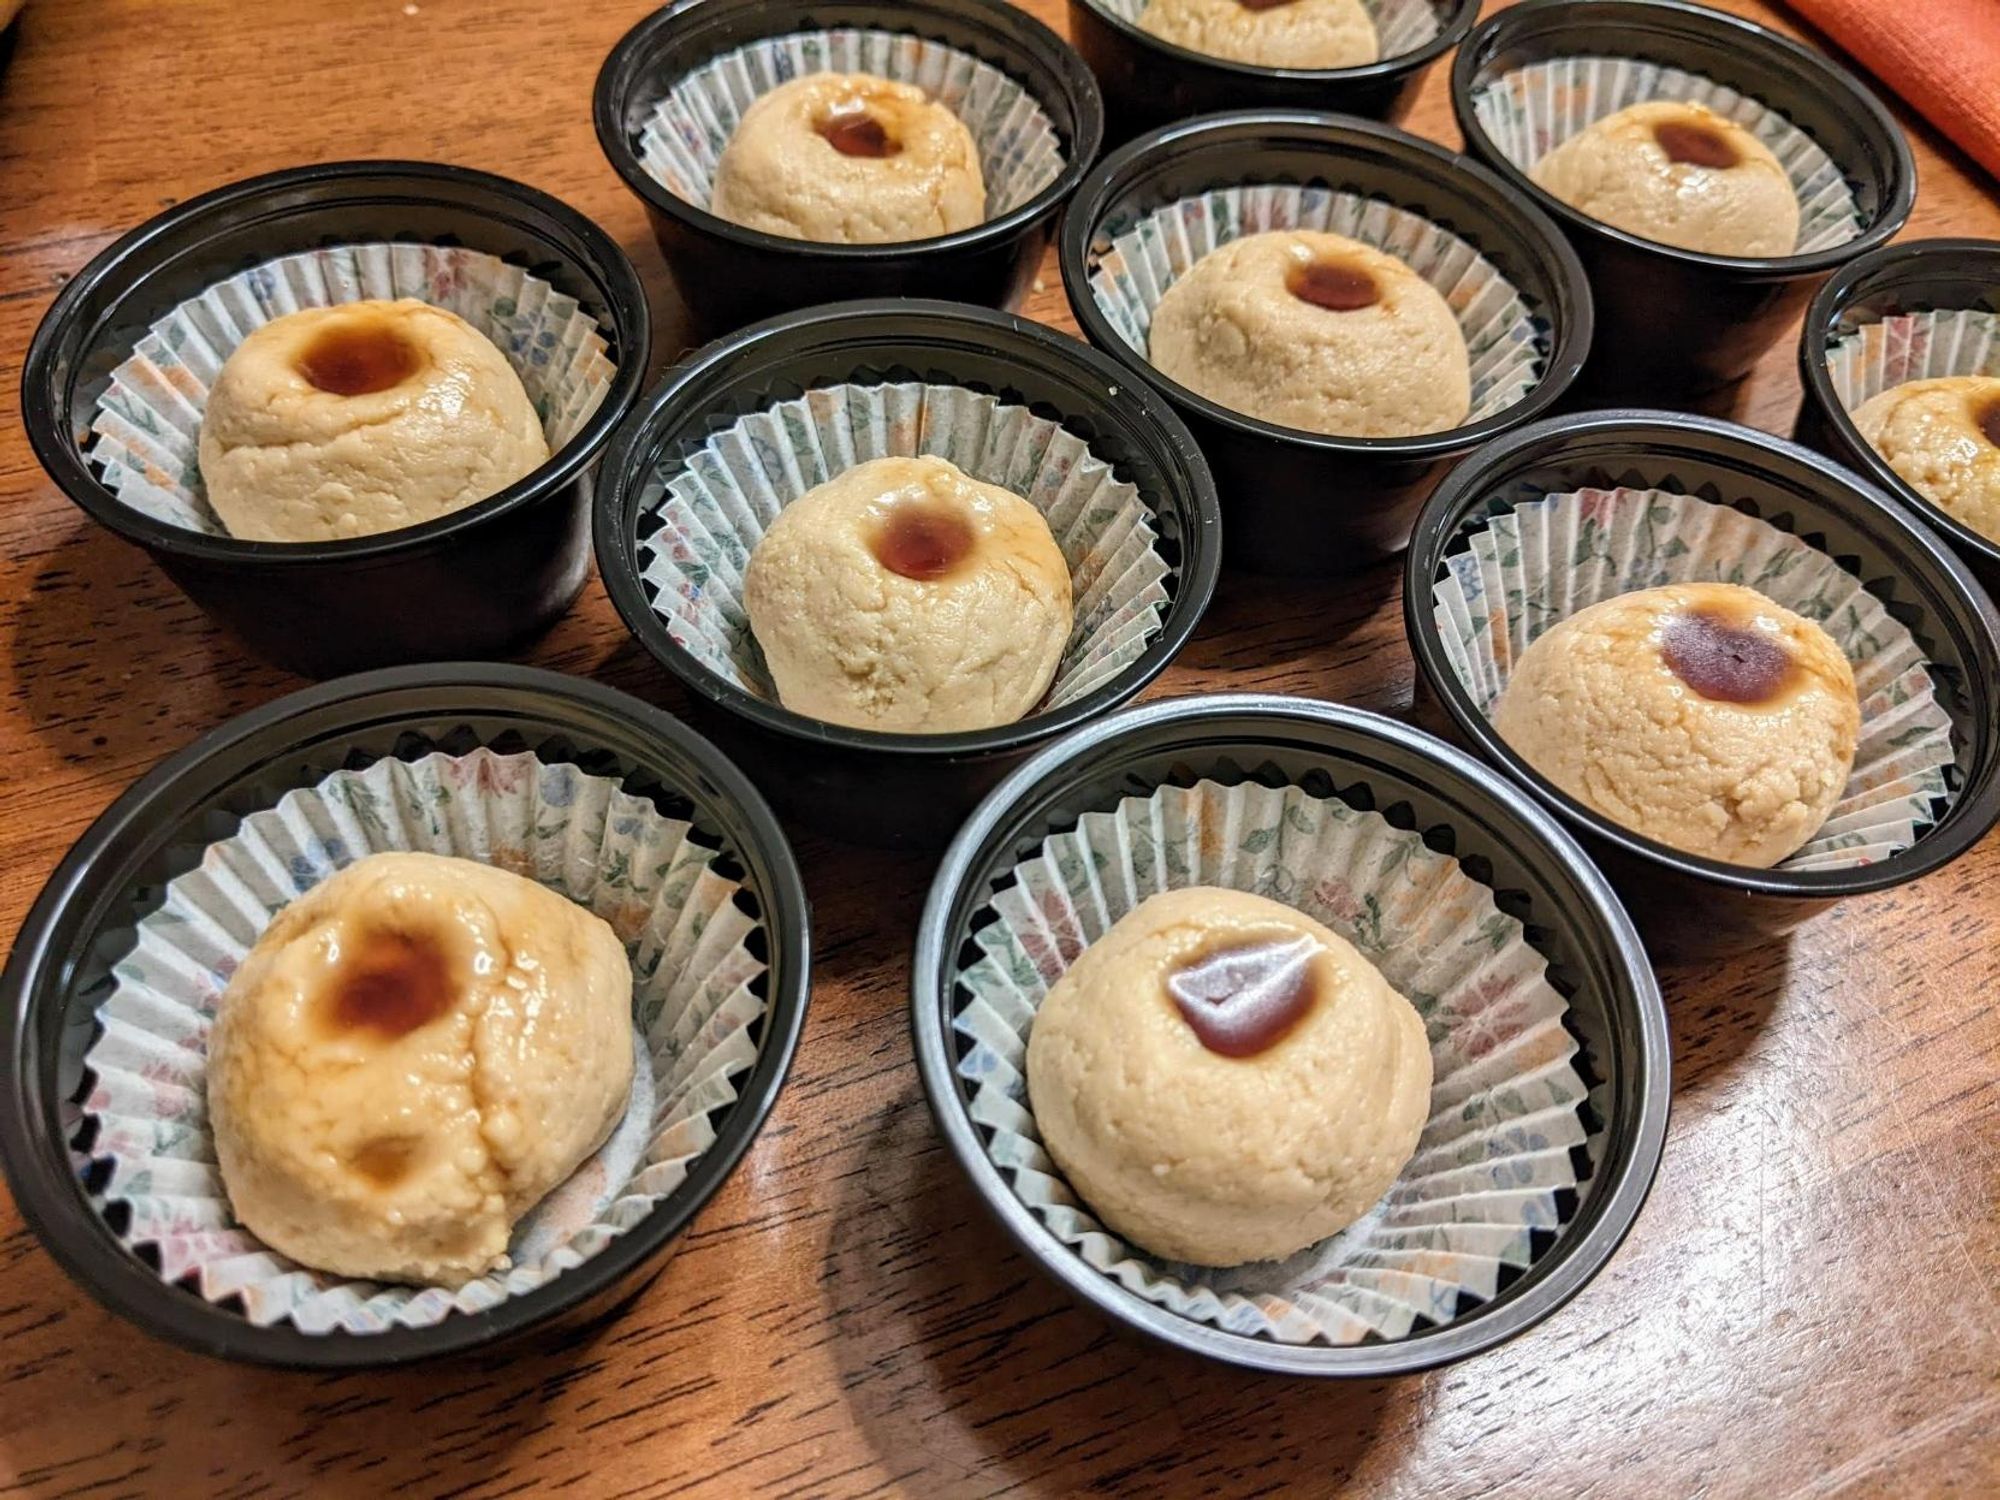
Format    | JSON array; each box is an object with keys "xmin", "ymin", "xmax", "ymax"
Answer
[
  {"xmin": 1147, "ymin": 230, "xmax": 1472, "ymax": 438},
  {"xmin": 1025, "ymin": 886, "xmax": 1433, "ymax": 1268},
  {"xmin": 709, "ymin": 73, "xmax": 986, "ymax": 244},
  {"xmin": 208, "ymin": 852, "xmax": 635, "ymax": 1284},
  {"xmin": 1529, "ymin": 100, "xmax": 1801, "ymax": 258},
  {"xmin": 1492, "ymin": 582, "xmax": 1860, "ymax": 867},
  {"xmin": 197, "ymin": 299, "xmax": 549, "ymax": 543},
  {"xmin": 1137, "ymin": 0, "xmax": 1379, "ymax": 69},
  {"xmin": 742, "ymin": 455, "xmax": 1073, "ymax": 733},
  {"xmin": 1852, "ymin": 375, "xmax": 2000, "ymax": 543}
]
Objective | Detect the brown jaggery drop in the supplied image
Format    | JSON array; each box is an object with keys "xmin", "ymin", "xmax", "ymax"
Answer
[
  {"xmin": 1660, "ymin": 610, "xmax": 1800, "ymax": 705},
  {"xmin": 1976, "ymin": 396, "xmax": 2000, "ymax": 450},
  {"xmin": 323, "ymin": 926, "xmax": 457, "ymax": 1040},
  {"xmin": 816, "ymin": 107, "xmax": 902, "ymax": 159},
  {"xmin": 870, "ymin": 499, "xmax": 975, "ymax": 580},
  {"xmin": 1165, "ymin": 934, "xmax": 1321, "ymax": 1058},
  {"xmin": 1653, "ymin": 119, "xmax": 1742, "ymax": 170},
  {"xmin": 1235, "ymin": 0, "xmax": 1304, "ymax": 10},
  {"xmin": 348, "ymin": 1136, "xmax": 421, "ymax": 1188},
  {"xmin": 295, "ymin": 316, "xmax": 423, "ymax": 396},
  {"xmin": 1286, "ymin": 257, "xmax": 1382, "ymax": 312}
]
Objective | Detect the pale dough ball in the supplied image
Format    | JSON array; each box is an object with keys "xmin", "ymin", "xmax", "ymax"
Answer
[
  {"xmin": 1147, "ymin": 230, "xmax": 1472, "ymax": 438},
  {"xmin": 1492, "ymin": 582, "xmax": 1860, "ymax": 867},
  {"xmin": 742, "ymin": 455, "xmax": 1073, "ymax": 733},
  {"xmin": 1852, "ymin": 375, "xmax": 2000, "ymax": 544},
  {"xmin": 1137, "ymin": 0, "xmax": 1379, "ymax": 69},
  {"xmin": 1025, "ymin": 886, "xmax": 1433, "ymax": 1268},
  {"xmin": 710, "ymin": 73, "xmax": 986, "ymax": 244},
  {"xmin": 197, "ymin": 299, "xmax": 549, "ymax": 543},
  {"xmin": 1530, "ymin": 100, "xmax": 1801, "ymax": 258},
  {"xmin": 207, "ymin": 852, "xmax": 635, "ymax": 1285}
]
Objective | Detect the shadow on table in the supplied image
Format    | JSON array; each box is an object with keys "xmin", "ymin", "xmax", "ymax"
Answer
[
  {"xmin": 1656, "ymin": 938, "xmax": 1794, "ymax": 1101},
  {"xmin": 822, "ymin": 1083, "xmax": 1415, "ymax": 1498}
]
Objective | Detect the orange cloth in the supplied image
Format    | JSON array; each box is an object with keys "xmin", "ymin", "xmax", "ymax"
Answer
[{"xmin": 1786, "ymin": 0, "xmax": 2000, "ymax": 180}]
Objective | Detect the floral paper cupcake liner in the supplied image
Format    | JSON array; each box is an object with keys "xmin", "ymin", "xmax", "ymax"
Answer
[
  {"xmin": 1823, "ymin": 307, "xmax": 2000, "ymax": 413},
  {"xmin": 1093, "ymin": 0, "xmax": 1445, "ymax": 63},
  {"xmin": 637, "ymin": 27, "xmax": 1065, "ymax": 226},
  {"xmin": 77, "ymin": 747, "xmax": 768, "ymax": 1336},
  {"xmin": 87, "ymin": 243, "xmax": 617, "ymax": 536},
  {"xmin": 953, "ymin": 776, "xmax": 1592, "ymax": 1346},
  {"xmin": 1430, "ymin": 488, "xmax": 1957, "ymax": 871},
  {"xmin": 1085, "ymin": 184, "xmax": 1546, "ymax": 426},
  {"xmin": 636, "ymin": 380, "xmax": 1174, "ymax": 716},
  {"xmin": 1470, "ymin": 56, "xmax": 1863, "ymax": 254}
]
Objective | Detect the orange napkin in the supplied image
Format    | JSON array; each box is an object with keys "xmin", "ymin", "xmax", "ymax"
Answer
[{"xmin": 1786, "ymin": 0, "xmax": 2000, "ymax": 180}]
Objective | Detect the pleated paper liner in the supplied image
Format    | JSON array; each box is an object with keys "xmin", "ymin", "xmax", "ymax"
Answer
[
  {"xmin": 953, "ymin": 776, "xmax": 1593, "ymax": 1347},
  {"xmin": 1086, "ymin": 184, "xmax": 1547, "ymax": 427},
  {"xmin": 636, "ymin": 380, "xmax": 1174, "ymax": 717},
  {"xmin": 1470, "ymin": 56, "xmax": 1863, "ymax": 254},
  {"xmin": 637, "ymin": 27, "xmax": 1065, "ymax": 227},
  {"xmin": 77, "ymin": 747, "xmax": 768, "ymax": 1336},
  {"xmin": 86, "ymin": 243, "xmax": 618, "ymax": 536},
  {"xmin": 1430, "ymin": 488, "xmax": 1957, "ymax": 872},
  {"xmin": 1092, "ymin": 0, "xmax": 1445, "ymax": 63},
  {"xmin": 1824, "ymin": 307, "xmax": 2000, "ymax": 413}
]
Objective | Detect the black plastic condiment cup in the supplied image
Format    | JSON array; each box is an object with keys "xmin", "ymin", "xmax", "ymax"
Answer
[
  {"xmin": 1060, "ymin": 110, "xmax": 1593, "ymax": 576},
  {"xmin": 1066, "ymin": 0, "xmax": 1477, "ymax": 146},
  {"xmin": 0, "ymin": 665, "xmax": 811, "ymax": 1368},
  {"xmin": 594, "ymin": 0, "xmax": 1104, "ymax": 338},
  {"xmin": 1404, "ymin": 411, "xmax": 2000, "ymax": 964},
  {"xmin": 1796, "ymin": 237, "xmax": 2000, "ymax": 597},
  {"xmin": 594, "ymin": 298, "xmax": 1223, "ymax": 850},
  {"xmin": 912, "ymin": 694, "xmax": 1671, "ymax": 1376},
  {"xmin": 1451, "ymin": 0, "xmax": 1913, "ymax": 406},
  {"xmin": 20, "ymin": 161, "xmax": 651, "ymax": 679}
]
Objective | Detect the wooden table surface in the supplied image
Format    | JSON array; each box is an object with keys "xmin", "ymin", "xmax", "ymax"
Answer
[{"xmin": 1, "ymin": 1, "xmax": 1996, "ymax": 1495}]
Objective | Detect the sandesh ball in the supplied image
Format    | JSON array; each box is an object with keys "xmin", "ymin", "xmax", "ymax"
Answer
[
  {"xmin": 1025, "ymin": 886, "xmax": 1433, "ymax": 1268},
  {"xmin": 1493, "ymin": 582, "xmax": 1860, "ymax": 868},
  {"xmin": 207, "ymin": 852, "xmax": 635, "ymax": 1285},
  {"xmin": 1136, "ymin": 0, "xmax": 1379, "ymax": 70},
  {"xmin": 197, "ymin": 299, "xmax": 548, "ymax": 543},
  {"xmin": 1852, "ymin": 375, "xmax": 2000, "ymax": 544}
]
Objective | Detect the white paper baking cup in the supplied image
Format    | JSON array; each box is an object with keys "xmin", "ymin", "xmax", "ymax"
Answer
[
  {"xmin": 76, "ymin": 747, "xmax": 768, "ymax": 1336},
  {"xmin": 1097, "ymin": 0, "xmax": 1445, "ymax": 63},
  {"xmin": 1086, "ymin": 185, "xmax": 1547, "ymax": 427},
  {"xmin": 86, "ymin": 243, "xmax": 617, "ymax": 536},
  {"xmin": 1470, "ymin": 56, "xmax": 1863, "ymax": 255},
  {"xmin": 1430, "ymin": 488, "xmax": 1957, "ymax": 871},
  {"xmin": 636, "ymin": 380, "xmax": 1174, "ymax": 718},
  {"xmin": 953, "ymin": 776, "xmax": 1592, "ymax": 1346},
  {"xmin": 1824, "ymin": 307, "xmax": 2000, "ymax": 417},
  {"xmin": 636, "ymin": 28, "xmax": 1065, "ymax": 227}
]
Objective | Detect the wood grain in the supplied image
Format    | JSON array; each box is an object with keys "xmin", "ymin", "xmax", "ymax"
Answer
[{"xmin": 1, "ymin": 2, "xmax": 1996, "ymax": 1496}]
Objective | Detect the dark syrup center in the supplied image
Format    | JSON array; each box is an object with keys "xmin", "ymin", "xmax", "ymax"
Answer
[
  {"xmin": 295, "ymin": 318, "xmax": 422, "ymax": 396},
  {"xmin": 1653, "ymin": 120, "xmax": 1741, "ymax": 169},
  {"xmin": 1166, "ymin": 934, "xmax": 1321, "ymax": 1058},
  {"xmin": 322, "ymin": 926, "xmax": 457, "ymax": 1040},
  {"xmin": 1975, "ymin": 396, "xmax": 2000, "ymax": 449},
  {"xmin": 1286, "ymin": 258, "xmax": 1381, "ymax": 312},
  {"xmin": 1660, "ymin": 610, "xmax": 1799, "ymax": 704},
  {"xmin": 870, "ymin": 500, "xmax": 975, "ymax": 580},
  {"xmin": 816, "ymin": 107, "xmax": 902, "ymax": 158}
]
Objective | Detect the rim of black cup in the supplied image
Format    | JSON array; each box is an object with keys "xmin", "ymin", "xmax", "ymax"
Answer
[
  {"xmin": 1058, "ymin": 109, "xmax": 1596, "ymax": 458},
  {"xmin": 1798, "ymin": 236, "xmax": 2000, "ymax": 580},
  {"xmin": 1069, "ymin": 0, "xmax": 1479, "ymax": 84},
  {"xmin": 592, "ymin": 0, "xmax": 1105, "ymax": 263},
  {"xmin": 911, "ymin": 694, "xmax": 1672, "ymax": 1377},
  {"xmin": 593, "ymin": 297, "xmax": 1225, "ymax": 762},
  {"xmin": 1404, "ymin": 410, "xmax": 2000, "ymax": 902},
  {"xmin": 0, "ymin": 665, "xmax": 813, "ymax": 1368},
  {"xmin": 20, "ymin": 160, "xmax": 653, "ymax": 568},
  {"xmin": 1449, "ymin": 0, "xmax": 1916, "ymax": 279}
]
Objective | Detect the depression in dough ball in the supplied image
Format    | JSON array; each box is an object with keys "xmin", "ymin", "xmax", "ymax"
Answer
[
  {"xmin": 1852, "ymin": 375, "xmax": 2000, "ymax": 544},
  {"xmin": 1529, "ymin": 100, "xmax": 1801, "ymax": 258},
  {"xmin": 1147, "ymin": 229, "xmax": 1472, "ymax": 438},
  {"xmin": 1025, "ymin": 886, "xmax": 1432, "ymax": 1268},
  {"xmin": 743, "ymin": 455, "xmax": 1073, "ymax": 733},
  {"xmin": 197, "ymin": 299, "xmax": 549, "ymax": 543},
  {"xmin": 207, "ymin": 852, "xmax": 635, "ymax": 1285},
  {"xmin": 709, "ymin": 72, "xmax": 986, "ymax": 244},
  {"xmin": 1137, "ymin": 0, "xmax": 1379, "ymax": 69},
  {"xmin": 1492, "ymin": 582, "xmax": 1860, "ymax": 867}
]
